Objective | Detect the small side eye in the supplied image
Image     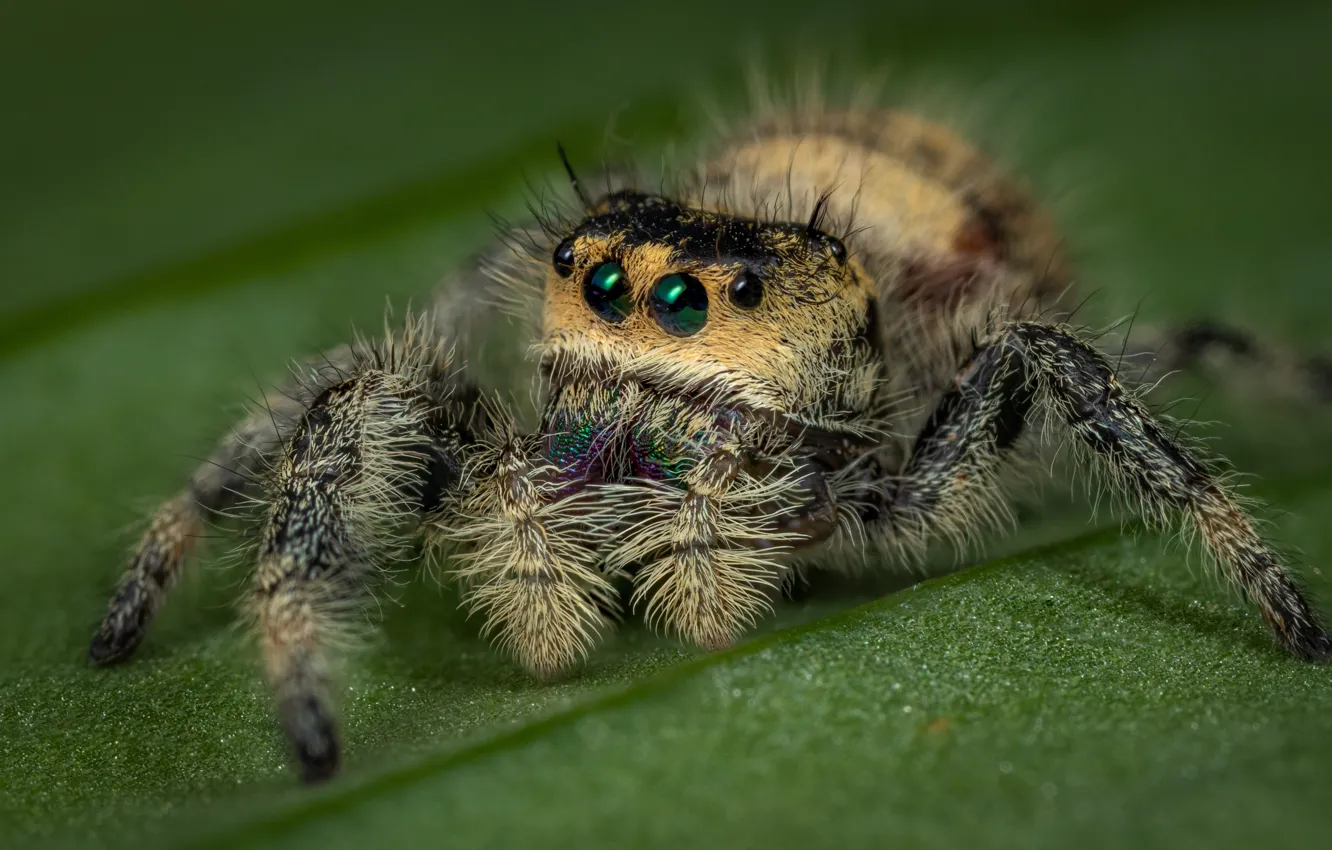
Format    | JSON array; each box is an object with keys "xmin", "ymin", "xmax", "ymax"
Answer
[
  {"xmin": 827, "ymin": 236, "xmax": 848, "ymax": 264},
  {"xmin": 553, "ymin": 238, "xmax": 576, "ymax": 278},
  {"xmin": 728, "ymin": 270, "xmax": 764, "ymax": 309},
  {"xmin": 583, "ymin": 262, "xmax": 633, "ymax": 323},
  {"xmin": 651, "ymin": 273, "xmax": 709, "ymax": 336}
]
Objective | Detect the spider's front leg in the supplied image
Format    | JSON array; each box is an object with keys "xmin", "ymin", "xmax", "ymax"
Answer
[
  {"xmin": 247, "ymin": 359, "xmax": 478, "ymax": 781},
  {"xmin": 91, "ymin": 321, "xmax": 486, "ymax": 781},
  {"xmin": 878, "ymin": 320, "xmax": 1330, "ymax": 658}
]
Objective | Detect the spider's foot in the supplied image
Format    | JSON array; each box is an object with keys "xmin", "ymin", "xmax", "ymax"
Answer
[
  {"xmin": 87, "ymin": 579, "xmax": 153, "ymax": 666},
  {"xmin": 283, "ymin": 695, "xmax": 342, "ymax": 784},
  {"xmin": 87, "ymin": 628, "xmax": 143, "ymax": 666}
]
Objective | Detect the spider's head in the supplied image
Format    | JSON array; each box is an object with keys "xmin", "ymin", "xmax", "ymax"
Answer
[{"xmin": 539, "ymin": 189, "xmax": 876, "ymax": 412}]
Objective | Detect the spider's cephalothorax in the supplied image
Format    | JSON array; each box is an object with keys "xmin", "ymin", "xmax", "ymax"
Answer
[
  {"xmin": 88, "ymin": 96, "xmax": 1331, "ymax": 783},
  {"xmin": 540, "ymin": 188, "xmax": 873, "ymax": 413}
]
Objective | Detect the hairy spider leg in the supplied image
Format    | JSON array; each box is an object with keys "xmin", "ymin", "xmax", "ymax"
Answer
[{"xmin": 876, "ymin": 320, "xmax": 1330, "ymax": 658}]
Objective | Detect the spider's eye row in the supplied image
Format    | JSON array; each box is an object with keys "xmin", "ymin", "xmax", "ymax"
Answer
[
  {"xmin": 583, "ymin": 261, "xmax": 633, "ymax": 323},
  {"xmin": 651, "ymin": 273, "xmax": 709, "ymax": 336},
  {"xmin": 553, "ymin": 239, "xmax": 576, "ymax": 278},
  {"xmin": 578, "ymin": 262, "xmax": 712, "ymax": 334},
  {"xmin": 728, "ymin": 270, "xmax": 764, "ymax": 309}
]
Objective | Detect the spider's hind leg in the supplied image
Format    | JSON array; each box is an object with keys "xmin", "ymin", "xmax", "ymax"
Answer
[{"xmin": 1128, "ymin": 318, "xmax": 1332, "ymax": 406}]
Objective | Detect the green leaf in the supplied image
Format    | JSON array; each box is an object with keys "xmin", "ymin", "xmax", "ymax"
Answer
[{"xmin": 4, "ymin": 2, "xmax": 1332, "ymax": 849}]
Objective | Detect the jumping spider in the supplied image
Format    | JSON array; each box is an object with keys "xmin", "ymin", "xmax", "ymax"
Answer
[{"xmin": 89, "ymin": 96, "xmax": 1331, "ymax": 782}]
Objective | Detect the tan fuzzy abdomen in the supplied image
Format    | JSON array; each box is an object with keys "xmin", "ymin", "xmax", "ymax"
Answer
[
  {"xmin": 707, "ymin": 129, "xmax": 968, "ymax": 260},
  {"xmin": 700, "ymin": 110, "xmax": 1071, "ymax": 311}
]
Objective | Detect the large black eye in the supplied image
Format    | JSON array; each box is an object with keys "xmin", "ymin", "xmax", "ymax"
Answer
[
  {"xmin": 583, "ymin": 261, "xmax": 633, "ymax": 323},
  {"xmin": 650, "ymin": 273, "xmax": 708, "ymax": 336},
  {"xmin": 728, "ymin": 270, "xmax": 764, "ymax": 309},
  {"xmin": 553, "ymin": 238, "xmax": 576, "ymax": 278}
]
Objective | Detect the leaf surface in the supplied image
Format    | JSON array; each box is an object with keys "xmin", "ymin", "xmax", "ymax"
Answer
[{"xmin": 3, "ymin": 3, "xmax": 1332, "ymax": 848}]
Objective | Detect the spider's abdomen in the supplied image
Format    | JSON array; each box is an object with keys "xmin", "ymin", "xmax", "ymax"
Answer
[
  {"xmin": 694, "ymin": 106, "xmax": 1074, "ymax": 410},
  {"xmin": 702, "ymin": 109, "xmax": 1070, "ymax": 309}
]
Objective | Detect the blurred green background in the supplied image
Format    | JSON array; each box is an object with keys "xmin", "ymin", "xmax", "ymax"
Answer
[{"xmin": 3, "ymin": 1, "xmax": 1332, "ymax": 847}]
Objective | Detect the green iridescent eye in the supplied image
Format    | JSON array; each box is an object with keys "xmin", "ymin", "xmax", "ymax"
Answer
[
  {"xmin": 582, "ymin": 262, "xmax": 633, "ymax": 323},
  {"xmin": 650, "ymin": 273, "xmax": 708, "ymax": 336}
]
